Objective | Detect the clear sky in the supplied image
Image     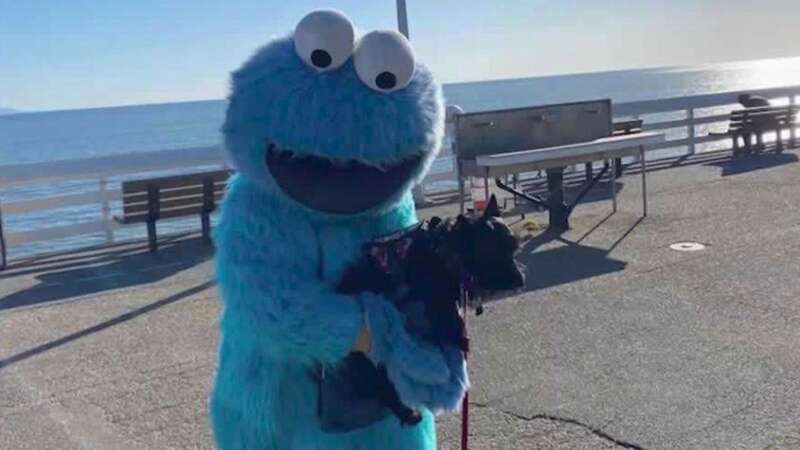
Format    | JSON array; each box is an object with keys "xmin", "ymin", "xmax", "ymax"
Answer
[{"xmin": 2, "ymin": 0, "xmax": 799, "ymax": 111}]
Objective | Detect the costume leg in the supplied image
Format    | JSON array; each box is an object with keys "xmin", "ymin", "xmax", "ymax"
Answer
[{"xmin": 211, "ymin": 395, "xmax": 275, "ymax": 450}]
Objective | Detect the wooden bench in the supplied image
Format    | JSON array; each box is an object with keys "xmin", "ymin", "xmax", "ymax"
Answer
[
  {"xmin": 454, "ymin": 100, "xmax": 664, "ymax": 230},
  {"xmin": 711, "ymin": 106, "xmax": 797, "ymax": 156},
  {"xmin": 116, "ymin": 169, "xmax": 231, "ymax": 252},
  {"xmin": 613, "ymin": 119, "xmax": 644, "ymax": 136}
]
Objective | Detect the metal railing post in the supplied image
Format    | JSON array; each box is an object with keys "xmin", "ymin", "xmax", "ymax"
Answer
[
  {"xmin": 791, "ymin": 95, "xmax": 797, "ymax": 148},
  {"xmin": 99, "ymin": 176, "xmax": 114, "ymax": 244},
  {"xmin": 687, "ymin": 108, "xmax": 696, "ymax": 155},
  {"xmin": 632, "ymin": 114, "xmax": 642, "ymax": 164},
  {"xmin": 0, "ymin": 199, "xmax": 7, "ymax": 270}
]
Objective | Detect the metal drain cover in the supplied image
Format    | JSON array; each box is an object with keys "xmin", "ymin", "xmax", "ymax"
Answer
[{"xmin": 670, "ymin": 242, "xmax": 706, "ymax": 252}]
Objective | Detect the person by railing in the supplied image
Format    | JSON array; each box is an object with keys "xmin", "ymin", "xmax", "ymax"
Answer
[{"xmin": 738, "ymin": 93, "xmax": 778, "ymax": 149}]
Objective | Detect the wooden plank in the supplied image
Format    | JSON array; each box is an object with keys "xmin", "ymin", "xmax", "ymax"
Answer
[
  {"xmin": 2, "ymin": 190, "xmax": 122, "ymax": 215},
  {"xmin": 731, "ymin": 106, "xmax": 794, "ymax": 117},
  {"xmin": 644, "ymin": 113, "xmax": 733, "ymax": 131},
  {"xmin": 122, "ymin": 182, "xmax": 226, "ymax": 204},
  {"xmin": 646, "ymin": 134, "xmax": 728, "ymax": 151},
  {"xmin": 119, "ymin": 204, "xmax": 217, "ymax": 225},
  {"xmin": 122, "ymin": 169, "xmax": 231, "ymax": 194},
  {"xmin": 613, "ymin": 119, "xmax": 643, "ymax": 132},
  {"xmin": 122, "ymin": 192, "xmax": 223, "ymax": 216},
  {"xmin": 5, "ymin": 220, "xmax": 119, "ymax": 245}
]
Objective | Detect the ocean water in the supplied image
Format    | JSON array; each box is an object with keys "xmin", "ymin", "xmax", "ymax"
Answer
[{"xmin": 2, "ymin": 57, "xmax": 800, "ymax": 258}]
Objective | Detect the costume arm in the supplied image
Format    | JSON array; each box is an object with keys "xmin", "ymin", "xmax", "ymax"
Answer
[
  {"xmin": 216, "ymin": 255, "xmax": 363, "ymax": 365},
  {"xmin": 217, "ymin": 255, "xmax": 453, "ymax": 387}
]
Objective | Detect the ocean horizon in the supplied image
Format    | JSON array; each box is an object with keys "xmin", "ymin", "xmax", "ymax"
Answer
[{"xmin": 3, "ymin": 56, "xmax": 800, "ymax": 167}]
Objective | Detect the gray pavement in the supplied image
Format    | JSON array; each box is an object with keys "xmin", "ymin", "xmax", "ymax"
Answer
[{"xmin": 3, "ymin": 149, "xmax": 800, "ymax": 449}]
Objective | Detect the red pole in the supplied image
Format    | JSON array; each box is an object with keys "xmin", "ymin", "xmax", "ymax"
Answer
[{"xmin": 461, "ymin": 392, "xmax": 469, "ymax": 449}]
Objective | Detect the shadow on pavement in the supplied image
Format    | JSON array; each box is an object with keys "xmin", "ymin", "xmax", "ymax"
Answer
[
  {"xmin": 0, "ymin": 280, "xmax": 215, "ymax": 370},
  {"xmin": 0, "ymin": 234, "xmax": 189, "ymax": 280},
  {"xmin": 706, "ymin": 151, "xmax": 798, "ymax": 177},
  {"xmin": 484, "ymin": 218, "xmax": 632, "ymax": 306},
  {"xmin": 504, "ymin": 179, "xmax": 625, "ymax": 217},
  {"xmin": 517, "ymin": 230, "xmax": 628, "ymax": 294},
  {"xmin": 0, "ymin": 237, "xmax": 213, "ymax": 311}
]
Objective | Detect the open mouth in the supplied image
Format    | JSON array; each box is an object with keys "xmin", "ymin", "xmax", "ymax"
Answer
[{"xmin": 266, "ymin": 143, "xmax": 423, "ymax": 214}]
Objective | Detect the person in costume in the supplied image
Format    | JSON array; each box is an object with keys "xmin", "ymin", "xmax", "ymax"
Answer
[{"xmin": 210, "ymin": 9, "xmax": 466, "ymax": 450}]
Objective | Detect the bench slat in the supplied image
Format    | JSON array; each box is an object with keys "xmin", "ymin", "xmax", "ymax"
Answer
[
  {"xmin": 121, "ymin": 169, "xmax": 231, "ymax": 194},
  {"xmin": 122, "ymin": 182, "xmax": 226, "ymax": 204},
  {"xmin": 118, "ymin": 205, "xmax": 217, "ymax": 224},
  {"xmin": 122, "ymin": 192, "xmax": 224, "ymax": 216}
]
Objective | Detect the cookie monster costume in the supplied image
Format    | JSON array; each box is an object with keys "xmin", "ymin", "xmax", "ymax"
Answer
[{"xmin": 211, "ymin": 10, "xmax": 467, "ymax": 450}]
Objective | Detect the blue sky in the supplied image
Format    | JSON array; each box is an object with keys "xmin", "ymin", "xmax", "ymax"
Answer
[{"xmin": 1, "ymin": 0, "xmax": 799, "ymax": 111}]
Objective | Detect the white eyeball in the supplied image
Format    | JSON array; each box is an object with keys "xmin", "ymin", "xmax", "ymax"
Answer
[
  {"xmin": 294, "ymin": 10, "xmax": 355, "ymax": 72},
  {"xmin": 354, "ymin": 30, "xmax": 416, "ymax": 92}
]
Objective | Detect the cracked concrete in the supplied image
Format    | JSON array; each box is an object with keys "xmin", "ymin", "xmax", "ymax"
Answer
[
  {"xmin": 458, "ymin": 400, "xmax": 645, "ymax": 450},
  {"xmin": 436, "ymin": 401, "xmax": 634, "ymax": 450},
  {"xmin": 497, "ymin": 410, "xmax": 645, "ymax": 450}
]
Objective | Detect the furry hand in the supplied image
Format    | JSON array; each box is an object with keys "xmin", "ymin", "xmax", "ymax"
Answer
[
  {"xmin": 386, "ymin": 345, "xmax": 469, "ymax": 413},
  {"xmin": 360, "ymin": 294, "xmax": 450, "ymax": 385}
]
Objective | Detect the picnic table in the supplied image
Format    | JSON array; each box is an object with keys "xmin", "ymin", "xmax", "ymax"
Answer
[
  {"xmin": 454, "ymin": 100, "xmax": 665, "ymax": 230},
  {"xmin": 473, "ymin": 132, "xmax": 664, "ymax": 230}
]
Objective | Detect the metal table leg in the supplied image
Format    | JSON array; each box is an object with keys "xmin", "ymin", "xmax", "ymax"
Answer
[
  {"xmin": 546, "ymin": 168, "xmax": 570, "ymax": 230},
  {"xmin": 610, "ymin": 158, "xmax": 617, "ymax": 213},
  {"xmin": 495, "ymin": 162, "xmax": 611, "ymax": 231}
]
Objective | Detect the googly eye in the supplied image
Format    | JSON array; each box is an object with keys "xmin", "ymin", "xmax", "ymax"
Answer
[
  {"xmin": 354, "ymin": 30, "xmax": 415, "ymax": 92},
  {"xmin": 294, "ymin": 10, "xmax": 355, "ymax": 72}
]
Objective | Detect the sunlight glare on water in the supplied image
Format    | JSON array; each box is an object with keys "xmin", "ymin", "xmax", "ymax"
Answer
[{"xmin": 734, "ymin": 57, "xmax": 800, "ymax": 94}]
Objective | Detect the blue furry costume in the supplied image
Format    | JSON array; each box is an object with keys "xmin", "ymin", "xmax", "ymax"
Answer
[{"xmin": 211, "ymin": 10, "xmax": 466, "ymax": 450}]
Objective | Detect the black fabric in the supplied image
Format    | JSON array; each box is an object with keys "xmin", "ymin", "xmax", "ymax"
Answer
[{"xmin": 317, "ymin": 353, "xmax": 391, "ymax": 433}]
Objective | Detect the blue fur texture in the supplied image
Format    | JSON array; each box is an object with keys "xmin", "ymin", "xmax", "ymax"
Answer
[
  {"xmin": 222, "ymin": 34, "xmax": 444, "ymax": 218},
  {"xmin": 361, "ymin": 296, "xmax": 469, "ymax": 412},
  {"xmin": 210, "ymin": 18, "xmax": 458, "ymax": 449}
]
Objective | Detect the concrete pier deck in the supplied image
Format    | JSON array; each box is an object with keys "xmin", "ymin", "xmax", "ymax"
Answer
[{"xmin": 3, "ymin": 149, "xmax": 800, "ymax": 449}]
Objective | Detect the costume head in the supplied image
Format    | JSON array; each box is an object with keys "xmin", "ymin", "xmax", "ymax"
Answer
[{"xmin": 222, "ymin": 9, "xmax": 445, "ymax": 216}]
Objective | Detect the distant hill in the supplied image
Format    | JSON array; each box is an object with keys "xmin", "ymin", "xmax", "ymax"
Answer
[{"xmin": 0, "ymin": 107, "xmax": 20, "ymax": 115}]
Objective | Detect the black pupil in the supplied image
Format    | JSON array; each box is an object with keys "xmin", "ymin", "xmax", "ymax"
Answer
[
  {"xmin": 310, "ymin": 49, "xmax": 332, "ymax": 68},
  {"xmin": 375, "ymin": 72, "xmax": 397, "ymax": 90}
]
